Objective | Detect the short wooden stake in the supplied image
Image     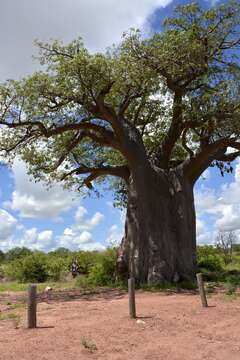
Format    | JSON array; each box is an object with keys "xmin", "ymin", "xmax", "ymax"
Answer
[
  {"xmin": 28, "ymin": 284, "xmax": 37, "ymax": 328},
  {"xmin": 196, "ymin": 273, "xmax": 208, "ymax": 308},
  {"xmin": 128, "ymin": 277, "xmax": 136, "ymax": 318}
]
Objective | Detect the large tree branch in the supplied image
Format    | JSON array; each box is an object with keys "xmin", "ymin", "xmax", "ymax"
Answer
[
  {"xmin": 62, "ymin": 164, "xmax": 130, "ymax": 188},
  {"xmin": 215, "ymin": 150, "xmax": 240, "ymax": 162},
  {"xmin": 0, "ymin": 117, "xmax": 123, "ymax": 152},
  {"xmin": 183, "ymin": 138, "xmax": 240, "ymax": 183},
  {"xmin": 157, "ymin": 92, "xmax": 183, "ymax": 168}
]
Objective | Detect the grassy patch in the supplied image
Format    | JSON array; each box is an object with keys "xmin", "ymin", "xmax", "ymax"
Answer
[
  {"xmin": 141, "ymin": 280, "xmax": 197, "ymax": 293},
  {"xmin": 222, "ymin": 293, "xmax": 239, "ymax": 301},
  {"xmin": 141, "ymin": 283, "xmax": 178, "ymax": 293},
  {"xmin": 0, "ymin": 280, "xmax": 77, "ymax": 293},
  {"xmin": 3, "ymin": 302, "xmax": 26, "ymax": 310}
]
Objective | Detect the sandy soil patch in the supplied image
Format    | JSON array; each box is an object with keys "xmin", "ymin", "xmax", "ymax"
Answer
[{"xmin": 0, "ymin": 289, "xmax": 239, "ymax": 360}]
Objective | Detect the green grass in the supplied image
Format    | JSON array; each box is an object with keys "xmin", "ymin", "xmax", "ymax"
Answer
[
  {"xmin": 0, "ymin": 280, "xmax": 77, "ymax": 292},
  {"xmin": 4, "ymin": 302, "xmax": 26, "ymax": 310},
  {"xmin": 222, "ymin": 292, "xmax": 240, "ymax": 301}
]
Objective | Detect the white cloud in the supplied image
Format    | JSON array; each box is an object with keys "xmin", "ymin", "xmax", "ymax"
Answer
[
  {"xmin": 81, "ymin": 242, "xmax": 106, "ymax": 251},
  {"xmin": 59, "ymin": 206, "xmax": 122, "ymax": 250},
  {"xmin": 74, "ymin": 206, "xmax": 104, "ymax": 231},
  {"xmin": 58, "ymin": 206, "xmax": 105, "ymax": 250},
  {"xmin": 59, "ymin": 228, "xmax": 105, "ymax": 251},
  {"xmin": 75, "ymin": 206, "xmax": 88, "ymax": 222},
  {"xmin": 63, "ymin": 227, "xmax": 74, "ymax": 236},
  {"xmin": 0, "ymin": 0, "xmax": 172, "ymax": 81},
  {"xmin": 0, "ymin": 209, "xmax": 17, "ymax": 241},
  {"xmin": 196, "ymin": 219, "xmax": 205, "ymax": 237},
  {"xmin": 0, "ymin": 224, "xmax": 55, "ymax": 252},
  {"xmin": 106, "ymin": 224, "xmax": 123, "ymax": 247},
  {"xmin": 6, "ymin": 159, "xmax": 78, "ymax": 219},
  {"xmin": 195, "ymin": 159, "xmax": 240, "ymax": 241},
  {"xmin": 38, "ymin": 230, "xmax": 54, "ymax": 247},
  {"xmin": 18, "ymin": 228, "xmax": 55, "ymax": 251},
  {"xmin": 197, "ymin": 230, "xmax": 217, "ymax": 245}
]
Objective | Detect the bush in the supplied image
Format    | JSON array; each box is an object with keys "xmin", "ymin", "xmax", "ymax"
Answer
[
  {"xmin": 74, "ymin": 251, "xmax": 101, "ymax": 275},
  {"xmin": 4, "ymin": 253, "xmax": 48, "ymax": 283},
  {"xmin": 76, "ymin": 248, "xmax": 117, "ymax": 287},
  {"xmin": 197, "ymin": 246, "xmax": 223, "ymax": 272},
  {"xmin": 5, "ymin": 247, "xmax": 32, "ymax": 262},
  {"xmin": 0, "ymin": 250, "xmax": 5, "ymax": 263},
  {"xmin": 46, "ymin": 257, "xmax": 68, "ymax": 281},
  {"xmin": 225, "ymin": 274, "xmax": 240, "ymax": 287},
  {"xmin": 225, "ymin": 282, "xmax": 237, "ymax": 295},
  {"xmin": 48, "ymin": 247, "xmax": 71, "ymax": 258}
]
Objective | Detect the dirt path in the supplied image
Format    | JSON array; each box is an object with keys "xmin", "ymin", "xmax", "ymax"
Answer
[{"xmin": 0, "ymin": 290, "xmax": 239, "ymax": 360}]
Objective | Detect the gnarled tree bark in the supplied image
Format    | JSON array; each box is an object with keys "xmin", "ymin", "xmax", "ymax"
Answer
[{"xmin": 117, "ymin": 162, "xmax": 197, "ymax": 284}]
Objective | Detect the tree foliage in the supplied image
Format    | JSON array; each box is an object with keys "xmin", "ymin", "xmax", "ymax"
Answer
[
  {"xmin": 0, "ymin": 1, "xmax": 239, "ymax": 198},
  {"xmin": 4, "ymin": 247, "xmax": 32, "ymax": 262}
]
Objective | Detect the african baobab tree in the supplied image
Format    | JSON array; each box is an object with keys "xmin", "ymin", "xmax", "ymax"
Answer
[{"xmin": 0, "ymin": 2, "xmax": 240, "ymax": 284}]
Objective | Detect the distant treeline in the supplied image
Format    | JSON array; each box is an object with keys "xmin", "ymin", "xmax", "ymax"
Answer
[{"xmin": 0, "ymin": 245, "xmax": 240, "ymax": 288}]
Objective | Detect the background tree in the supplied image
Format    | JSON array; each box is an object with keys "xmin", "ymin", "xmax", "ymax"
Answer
[
  {"xmin": 0, "ymin": 250, "xmax": 4, "ymax": 263},
  {"xmin": 0, "ymin": 2, "xmax": 240, "ymax": 284},
  {"xmin": 4, "ymin": 247, "xmax": 32, "ymax": 262},
  {"xmin": 215, "ymin": 230, "xmax": 237, "ymax": 264}
]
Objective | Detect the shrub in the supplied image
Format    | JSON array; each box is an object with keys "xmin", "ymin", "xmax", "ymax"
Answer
[
  {"xmin": 74, "ymin": 251, "xmax": 101, "ymax": 275},
  {"xmin": 197, "ymin": 246, "xmax": 223, "ymax": 272},
  {"xmin": 4, "ymin": 253, "xmax": 48, "ymax": 283},
  {"xmin": 0, "ymin": 250, "xmax": 5, "ymax": 263},
  {"xmin": 48, "ymin": 247, "xmax": 71, "ymax": 258},
  {"xmin": 5, "ymin": 247, "xmax": 32, "ymax": 262},
  {"xmin": 225, "ymin": 274, "xmax": 240, "ymax": 287},
  {"xmin": 225, "ymin": 282, "xmax": 237, "ymax": 295},
  {"xmin": 76, "ymin": 248, "xmax": 117, "ymax": 287},
  {"xmin": 46, "ymin": 257, "xmax": 68, "ymax": 281}
]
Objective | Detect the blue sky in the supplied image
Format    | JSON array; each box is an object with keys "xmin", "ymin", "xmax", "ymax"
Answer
[{"xmin": 1, "ymin": 0, "xmax": 239, "ymax": 252}]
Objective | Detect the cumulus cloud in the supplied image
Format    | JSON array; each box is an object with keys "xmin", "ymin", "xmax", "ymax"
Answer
[
  {"xmin": 195, "ymin": 159, "xmax": 240, "ymax": 241},
  {"xmin": 58, "ymin": 206, "xmax": 105, "ymax": 250},
  {"xmin": 74, "ymin": 206, "xmax": 104, "ymax": 231},
  {"xmin": 0, "ymin": 209, "xmax": 17, "ymax": 241},
  {"xmin": 196, "ymin": 218, "xmax": 206, "ymax": 237},
  {"xmin": 6, "ymin": 159, "xmax": 78, "ymax": 219},
  {"xmin": 106, "ymin": 224, "xmax": 123, "ymax": 246},
  {"xmin": 15, "ymin": 228, "xmax": 55, "ymax": 251},
  {"xmin": 0, "ymin": 0, "xmax": 172, "ymax": 81},
  {"xmin": 59, "ymin": 228, "xmax": 105, "ymax": 251},
  {"xmin": 197, "ymin": 230, "xmax": 217, "ymax": 245},
  {"xmin": 0, "ymin": 223, "xmax": 55, "ymax": 252}
]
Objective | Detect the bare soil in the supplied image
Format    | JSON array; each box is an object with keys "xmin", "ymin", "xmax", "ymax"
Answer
[{"xmin": 0, "ymin": 289, "xmax": 239, "ymax": 360}]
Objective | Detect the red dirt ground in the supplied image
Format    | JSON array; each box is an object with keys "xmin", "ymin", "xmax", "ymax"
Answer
[{"xmin": 0, "ymin": 289, "xmax": 239, "ymax": 360}]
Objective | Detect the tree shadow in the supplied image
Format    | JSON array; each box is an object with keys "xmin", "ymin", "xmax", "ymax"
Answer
[
  {"xmin": 36, "ymin": 326, "xmax": 55, "ymax": 329},
  {"xmin": 36, "ymin": 288, "xmax": 127, "ymax": 304},
  {"xmin": 136, "ymin": 315, "xmax": 153, "ymax": 319}
]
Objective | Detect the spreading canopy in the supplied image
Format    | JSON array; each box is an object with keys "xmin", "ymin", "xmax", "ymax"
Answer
[{"xmin": 0, "ymin": 1, "xmax": 240, "ymax": 196}]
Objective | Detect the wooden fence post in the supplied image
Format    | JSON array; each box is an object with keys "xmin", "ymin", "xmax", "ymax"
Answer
[
  {"xmin": 128, "ymin": 277, "xmax": 136, "ymax": 318},
  {"xmin": 196, "ymin": 273, "xmax": 208, "ymax": 308},
  {"xmin": 28, "ymin": 284, "xmax": 37, "ymax": 328}
]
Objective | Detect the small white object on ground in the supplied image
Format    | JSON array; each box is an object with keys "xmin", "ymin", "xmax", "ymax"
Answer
[
  {"xmin": 136, "ymin": 319, "xmax": 145, "ymax": 324},
  {"xmin": 44, "ymin": 286, "xmax": 53, "ymax": 292}
]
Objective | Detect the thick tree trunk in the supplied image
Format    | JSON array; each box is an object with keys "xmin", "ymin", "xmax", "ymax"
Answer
[{"xmin": 117, "ymin": 164, "xmax": 197, "ymax": 285}]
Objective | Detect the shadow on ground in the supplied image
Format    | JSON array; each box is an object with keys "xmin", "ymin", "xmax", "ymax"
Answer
[{"xmin": 0, "ymin": 288, "xmax": 127, "ymax": 306}]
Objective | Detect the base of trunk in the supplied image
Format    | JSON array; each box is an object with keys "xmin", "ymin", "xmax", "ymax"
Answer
[{"xmin": 117, "ymin": 167, "xmax": 197, "ymax": 285}]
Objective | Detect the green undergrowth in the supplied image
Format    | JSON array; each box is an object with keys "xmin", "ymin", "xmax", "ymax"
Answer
[
  {"xmin": 0, "ymin": 280, "xmax": 77, "ymax": 293},
  {"xmin": 141, "ymin": 280, "xmax": 197, "ymax": 293}
]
